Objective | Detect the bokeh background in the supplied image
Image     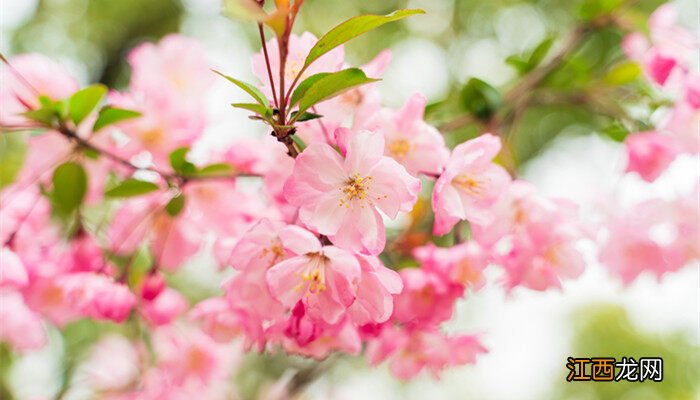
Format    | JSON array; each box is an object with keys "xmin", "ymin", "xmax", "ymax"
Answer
[{"xmin": 1, "ymin": 0, "xmax": 698, "ymax": 399}]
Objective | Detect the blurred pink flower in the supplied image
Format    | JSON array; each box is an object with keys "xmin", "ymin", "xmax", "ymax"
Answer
[
  {"xmin": 58, "ymin": 272, "xmax": 136, "ymax": 323},
  {"xmin": 252, "ymin": 32, "xmax": 345, "ymax": 101},
  {"xmin": 0, "ymin": 54, "xmax": 78, "ymax": 125},
  {"xmin": 366, "ymin": 325, "xmax": 486, "ymax": 380},
  {"xmin": 624, "ymin": 131, "xmax": 680, "ymax": 182},
  {"xmin": 1, "ymin": 247, "xmax": 28, "ymax": 288},
  {"xmin": 141, "ymin": 288, "xmax": 188, "ymax": 326},
  {"xmin": 0, "ymin": 290, "xmax": 46, "ymax": 352}
]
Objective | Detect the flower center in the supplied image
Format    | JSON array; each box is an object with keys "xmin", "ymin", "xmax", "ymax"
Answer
[
  {"xmin": 262, "ymin": 239, "xmax": 285, "ymax": 265},
  {"xmin": 339, "ymin": 173, "xmax": 373, "ymax": 208},
  {"xmin": 452, "ymin": 174, "xmax": 484, "ymax": 196},
  {"xmin": 295, "ymin": 254, "xmax": 327, "ymax": 294},
  {"xmin": 387, "ymin": 139, "xmax": 412, "ymax": 159},
  {"xmin": 141, "ymin": 128, "xmax": 165, "ymax": 146}
]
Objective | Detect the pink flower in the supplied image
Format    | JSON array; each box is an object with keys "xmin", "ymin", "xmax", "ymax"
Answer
[
  {"xmin": 58, "ymin": 272, "xmax": 136, "ymax": 323},
  {"xmin": 624, "ymin": 131, "xmax": 680, "ymax": 182},
  {"xmin": 140, "ymin": 271, "xmax": 166, "ymax": 301},
  {"xmin": 1, "ymin": 247, "xmax": 28, "ymax": 288},
  {"xmin": 141, "ymin": 288, "xmax": 188, "ymax": 326},
  {"xmin": 348, "ymin": 254, "xmax": 403, "ymax": 325},
  {"xmin": 0, "ymin": 290, "xmax": 47, "ymax": 352},
  {"xmin": 277, "ymin": 305, "xmax": 362, "ymax": 360},
  {"xmin": 366, "ymin": 325, "xmax": 486, "ymax": 380},
  {"xmin": 252, "ymin": 32, "xmax": 345, "ymax": 101},
  {"xmin": 296, "ymin": 50, "xmax": 390, "ymax": 146},
  {"xmin": 108, "ymin": 194, "xmax": 203, "ymax": 271},
  {"xmin": 153, "ymin": 326, "xmax": 234, "ymax": 386},
  {"xmin": 68, "ymin": 232, "xmax": 104, "ymax": 272},
  {"xmin": 127, "ymin": 34, "xmax": 213, "ymax": 114},
  {"xmin": 470, "ymin": 181, "xmax": 587, "ymax": 290},
  {"xmin": 391, "ymin": 267, "xmax": 463, "ymax": 327},
  {"xmin": 432, "ymin": 134, "xmax": 511, "ymax": 235},
  {"xmin": 413, "ymin": 241, "xmax": 489, "ymax": 289},
  {"xmin": 266, "ymin": 226, "xmax": 360, "ymax": 324},
  {"xmin": 663, "ymin": 78, "xmax": 700, "ymax": 154},
  {"xmin": 365, "ymin": 93, "xmax": 450, "ymax": 176},
  {"xmin": 600, "ymin": 198, "xmax": 690, "ymax": 283},
  {"xmin": 284, "ymin": 130, "xmax": 420, "ymax": 254},
  {"xmin": 622, "ymin": 4, "xmax": 697, "ymax": 87},
  {"xmin": 0, "ymin": 54, "xmax": 78, "ymax": 125},
  {"xmin": 83, "ymin": 335, "xmax": 140, "ymax": 391},
  {"xmin": 190, "ymin": 298, "xmax": 263, "ymax": 350}
]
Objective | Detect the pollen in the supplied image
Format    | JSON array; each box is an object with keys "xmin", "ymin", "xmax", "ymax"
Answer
[
  {"xmin": 294, "ymin": 255, "xmax": 328, "ymax": 294},
  {"xmin": 262, "ymin": 239, "xmax": 285, "ymax": 264},
  {"xmin": 339, "ymin": 173, "xmax": 373, "ymax": 208},
  {"xmin": 452, "ymin": 174, "xmax": 484, "ymax": 196},
  {"xmin": 387, "ymin": 139, "xmax": 412, "ymax": 159}
]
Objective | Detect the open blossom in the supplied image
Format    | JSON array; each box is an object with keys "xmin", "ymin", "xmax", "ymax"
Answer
[
  {"xmin": 366, "ymin": 325, "xmax": 486, "ymax": 380},
  {"xmin": 365, "ymin": 93, "xmax": 450, "ymax": 176},
  {"xmin": 266, "ymin": 226, "xmax": 360, "ymax": 324},
  {"xmin": 348, "ymin": 254, "xmax": 403, "ymax": 325},
  {"xmin": 252, "ymin": 32, "xmax": 344, "ymax": 101},
  {"xmin": 413, "ymin": 241, "xmax": 489, "ymax": 290},
  {"xmin": 391, "ymin": 267, "xmax": 464, "ymax": 328},
  {"xmin": 284, "ymin": 130, "xmax": 420, "ymax": 254},
  {"xmin": 472, "ymin": 181, "xmax": 587, "ymax": 290},
  {"xmin": 624, "ymin": 131, "xmax": 680, "ymax": 182},
  {"xmin": 58, "ymin": 272, "xmax": 136, "ymax": 323},
  {"xmin": 432, "ymin": 133, "xmax": 511, "ymax": 235}
]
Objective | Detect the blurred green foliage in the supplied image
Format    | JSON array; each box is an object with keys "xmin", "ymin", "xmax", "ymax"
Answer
[{"xmin": 553, "ymin": 304, "xmax": 700, "ymax": 400}]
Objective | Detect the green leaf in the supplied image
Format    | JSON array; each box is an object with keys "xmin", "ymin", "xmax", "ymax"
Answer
[
  {"xmin": 69, "ymin": 84, "xmax": 107, "ymax": 125},
  {"xmin": 105, "ymin": 178, "xmax": 159, "ymax": 198},
  {"xmin": 165, "ymin": 194, "xmax": 186, "ymax": 216},
  {"xmin": 304, "ymin": 9, "xmax": 424, "ymax": 69},
  {"xmin": 22, "ymin": 107, "xmax": 57, "ymax": 125},
  {"xmin": 290, "ymin": 134, "xmax": 307, "ymax": 152},
  {"xmin": 214, "ymin": 70, "xmax": 269, "ymax": 106},
  {"xmin": 505, "ymin": 56, "xmax": 531, "ymax": 74},
  {"xmin": 52, "ymin": 162, "xmax": 87, "ymax": 213},
  {"xmin": 601, "ymin": 121, "xmax": 630, "ymax": 142},
  {"xmin": 193, "ymin": 163, "xmax": 236, "ymax": 178},
  {"xmin": 290, "ymin": 111, "xmax": 323, "ymax": 122},
  {"xmin": 459, "ymin": 78, "xmax": 502, "ymax": 120},
  {"xmin": 290, "ymin": 73, "xmax": 330, "ymax": 108},
  {"xmin": 169, "ymin": 147, "xmax": 197, "ymax": 175},
  {"xmin": 0, "ymin": 132, "xmax": 28, "ymax": 190},
  {"xmin": 528, "ymin": 37, "xmax": 554, "ymax": 68},
  {"xmin": 93, "ymin": 107, "xmax": 141, "ymax": 132},
  {"xmin": 604, "ymin": 61, "xmax": 642, "ymax": 85},
  {"xmin": 231, "ymin": 103, "xmax": 272, "ymax": 118},
  {"xmin": 297, "ymin": 68, "xmax": 378, "ymax": 116}
]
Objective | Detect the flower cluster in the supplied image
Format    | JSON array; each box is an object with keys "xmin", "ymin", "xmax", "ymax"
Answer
[{"xmin": 0, "ymin": 1, "xmax": 697, "ymax": 396}]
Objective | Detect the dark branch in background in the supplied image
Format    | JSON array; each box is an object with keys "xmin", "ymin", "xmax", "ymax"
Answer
[{"xmin": 53, "ymin": 123, "xmax": 254, "ymax": 184}]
